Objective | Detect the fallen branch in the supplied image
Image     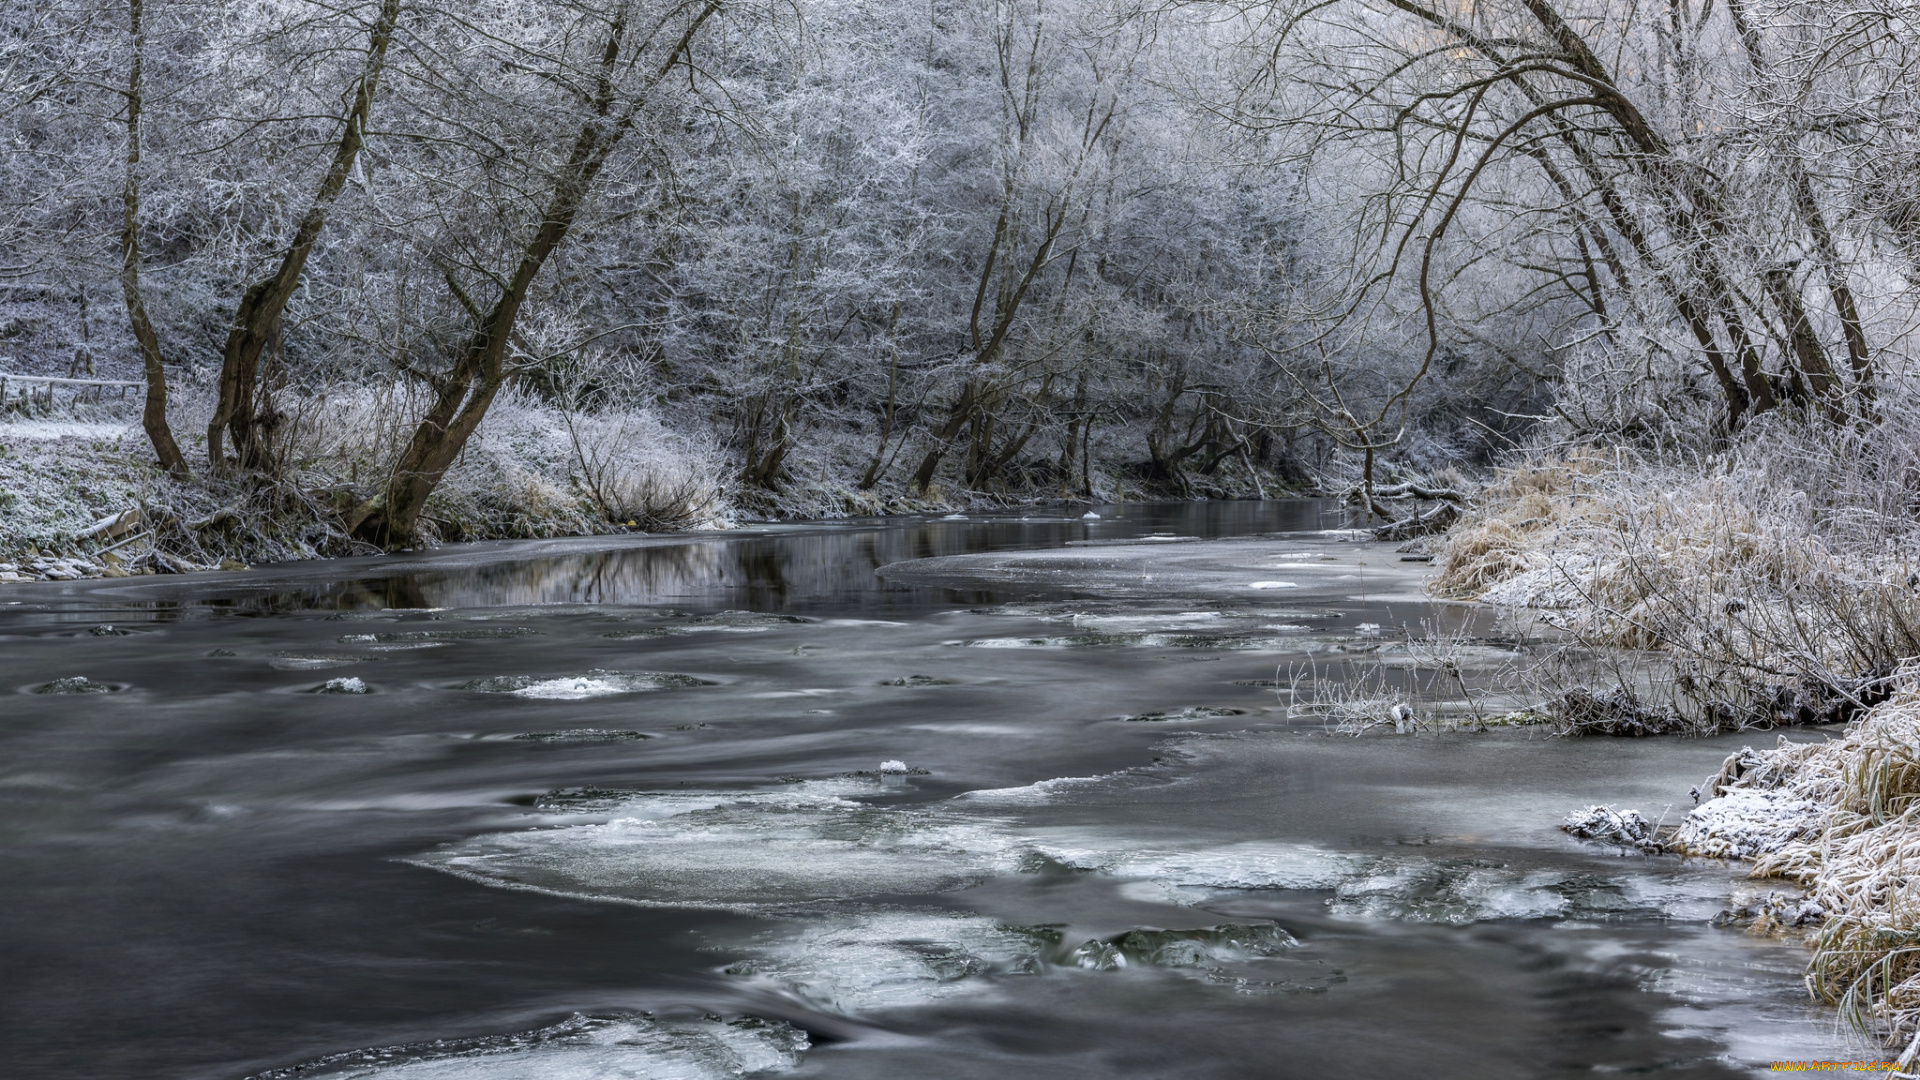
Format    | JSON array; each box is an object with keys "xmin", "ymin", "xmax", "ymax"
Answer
[{"xmin": 1372, "ymin": 500, "xmax": 1460, "ymax": 541}]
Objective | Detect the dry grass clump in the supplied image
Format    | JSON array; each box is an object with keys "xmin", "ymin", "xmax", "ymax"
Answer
[
  {"xmin": 1437, "ymin": 420, "xmax": 1920, "ymax": 733},
  {"xmin": 560, "ymin": 408, "xmax": 730, "ymax": 532},
  {"xmin": 1432, "ymin": 518, "xmax": 1537, "ymax": 598},
  {"xmin": 1431, "ymin": 453, "xmax": 1604, "ymax": 599}
]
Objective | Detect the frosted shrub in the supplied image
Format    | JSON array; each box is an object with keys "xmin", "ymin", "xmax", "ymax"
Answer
[{"xmin": 562, "ymin": 407, "xmax": 731, "ymax": 532}]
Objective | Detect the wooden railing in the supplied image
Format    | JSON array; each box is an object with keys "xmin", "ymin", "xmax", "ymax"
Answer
[{"xmin": 0, "ymin": 373, "xmax": 144, "ymax": 412}]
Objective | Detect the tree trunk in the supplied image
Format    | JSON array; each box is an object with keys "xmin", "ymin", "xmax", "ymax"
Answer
[
  {"xmin": 911, "ymin": 380, "xmax": 977, "ymax": 492},
  {"xmin": 1792, "ymin": 171, "xmax": 1874, "ymax": 401},
  {"xmin": 207, "ymin": 0, "xmax": 401, "ymax": 471},
  {"xmin": 350, "ymin": 1, "xmax": 719, "ymax": 548},
  {"xmin": 119, "ymin": 0, "xmax": 186, "ymax": 478}
]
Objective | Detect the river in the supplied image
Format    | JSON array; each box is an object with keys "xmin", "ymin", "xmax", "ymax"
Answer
[{"xmin": 0, "ymin": 502, "xmax": 1866, "ymax": 1077}]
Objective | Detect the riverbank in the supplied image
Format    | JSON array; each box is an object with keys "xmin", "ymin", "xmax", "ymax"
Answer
[
  {"xmin": 1431, "ymin": 422, "xmax": 1920, "ymax": 1063},
  {"xmin": 0, "ymin": 394, "xmax": 1309, "ymax": 583}
]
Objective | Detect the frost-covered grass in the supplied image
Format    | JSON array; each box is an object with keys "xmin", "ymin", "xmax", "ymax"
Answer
[
  {"xmin": 1433, "ymin": 418, "xmax": 1920, "ymax": 732},
  {"xmin": 271, "ymin": 384, "xmax": 733, "ymax": 540}
]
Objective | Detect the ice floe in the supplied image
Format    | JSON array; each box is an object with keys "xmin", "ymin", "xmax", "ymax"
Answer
[
  {"xmin": 249, "ymin": 1012, "xmax": 807, "ymax": 1079},
  {"xmin": 510, "ymin": 729, "xmax": 650, "ymax": 743},
  {"xmin": 713, "ymin": 910, "xmax": 1322, "ymax": 1012},
  {"xmin": 338, "ymin": 627, "xmax": 538, "ymax": 643},
  {"xmin": 718, "ymin": 909, "xmax": 1048, "ymax": 1011},
  {"xmin": 412, "ymin": 783, "xmax": 1021, "ymax": 909},
  {"xmin": 271, "ymin": 651, "xmax": 375, "ymax": 671}
]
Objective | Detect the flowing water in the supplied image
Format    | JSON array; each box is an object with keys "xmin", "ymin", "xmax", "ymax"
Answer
[{"xmin": 0, "ymin": 503, "xmax": 1868, "ymax": 1078}]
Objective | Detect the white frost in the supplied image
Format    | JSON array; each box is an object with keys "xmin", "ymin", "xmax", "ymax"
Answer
[{"xmin": 1670, "ymin": 789, "xmax": 1825, "ymax": 860}]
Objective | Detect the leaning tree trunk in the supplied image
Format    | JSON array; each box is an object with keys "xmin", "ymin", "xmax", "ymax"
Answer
[
  {"xmin": 119, "ymin": 0, "xmax": 186, "ymax": 477},
  {"xmin": 349, "ymin": 1, "xmax": 719, "ymax": 548},
  {"xmin": 349, "ymin": 153, "xmax": 612, "ymax": 547},
  {"xmin": 206, "ymin": 0, "xmax": 401, "ymax": 472}
]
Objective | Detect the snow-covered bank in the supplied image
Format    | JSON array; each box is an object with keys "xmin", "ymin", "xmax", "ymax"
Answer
[
  {"xmin": 1569, "ymin": 685, "xmax": 1920, "ymax": 1067},
  {"xmin": 0, "ymin": 387, "xmax": 1316, "ymax": 582}
]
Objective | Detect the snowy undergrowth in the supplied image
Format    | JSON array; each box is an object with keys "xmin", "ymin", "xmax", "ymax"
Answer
[
  {"xmin": 1433, "ymin": 418, "xmax": 1920, "ymax": 733},
  {"xmin": 726, "ymin": 418, "xmax": 1293, "ymax": 522},
  {"xmin": 0, "ymin": 385, "xmax": 735, "ymax": 574}
]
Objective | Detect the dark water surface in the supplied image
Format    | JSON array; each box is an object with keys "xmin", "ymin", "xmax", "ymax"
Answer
[{"xmin": 0, "ymin": 503, "xmax": 1860, "ymax": 1078}]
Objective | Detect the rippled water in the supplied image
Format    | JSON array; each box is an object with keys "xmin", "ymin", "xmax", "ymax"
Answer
[{"xmin": 0, "ymin": 503, "xmax": 1869, "ymax": 1078}]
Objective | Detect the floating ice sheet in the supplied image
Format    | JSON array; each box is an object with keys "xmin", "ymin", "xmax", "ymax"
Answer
[
  {"xmin": 249, "ymin": 1012, "xmax": 807, "ymax": 1080},
  {"xmin": 271, "ymin": 652, "xmax": 376, "ymax": 671},
  {"xmin": 1034, "ymin": 838, "xmax": 1368, "ymax": 893},
  {"xmin": 339, "ymin": 627, "xmax": 538, "ymax": 643},
  {"xmin": 711, "ymin": 908, "xmax": 1322, "ymax": 1013},
  {"xmin": 412, "ymin": 782, "xmax": 1021, "ymax": 909},
  {"xmin": 719, "ymin": 909, "xmax": 1047, "ymax": 1012}
]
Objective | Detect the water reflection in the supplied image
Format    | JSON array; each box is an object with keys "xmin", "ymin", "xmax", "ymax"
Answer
[{"xmin": 4, "ymin": 500, "xmax": 1339, "ymax": 622}]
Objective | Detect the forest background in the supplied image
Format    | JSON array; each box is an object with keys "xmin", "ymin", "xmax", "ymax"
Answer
[{"xmin": 0, "ymin": 0, "xmax": 1913, "ymax": 568}]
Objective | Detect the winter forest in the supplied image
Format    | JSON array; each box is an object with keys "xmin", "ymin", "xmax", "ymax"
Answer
[
  {"xmin": 0, "ymin": 0, "xmax": 1784, "ymax": 547},
  {"xmin": 5, "ymin": 0, "xmax": 1920, "ymax": 552}
]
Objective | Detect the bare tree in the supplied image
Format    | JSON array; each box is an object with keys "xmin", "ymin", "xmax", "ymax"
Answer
[
  {"xmin": 116, "ymin": 0, "xmax": 186, "ymax": 476},
  {"xmin": 206, "ymin": 0, "xmax": 403, "ymax": 472},
  {"xmin": 348, "ymin": 0, "xmax": 720, "ymax": 547}
]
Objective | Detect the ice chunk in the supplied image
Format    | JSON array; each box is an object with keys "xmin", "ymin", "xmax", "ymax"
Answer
[
  {"xmin": 510, "ymin": 729, "xmax": 649, "ymax": 743},
  {"xmin": 271, "ymin": 652, "xmax": 375, "ymax": 670},
  {"xmin": 1036, "ymin": 839, "xmax": 1366, "ymax": 893},
  {"xmin": 338, "ymin": 627, "xmax": 538, "ymax": 643},
  {"xmin": 719, "ymin": 910, "xmax": 1045, "ymax": 1012},
  {"xmin": 1562, "ymin": 805, "xmax": 1661, "ymax": 851},
  {"xmin": 312, "ymin": 676, "xmax": 371, "ymax": 694},
  {"xmin": 879, "ymin": 760, "xmax": 910, "ymax": 774},
  {"xmin": 1326, "ymin": 858, "xmax": 1644, "ymax": 924},
  {"xmin": 31, "ymin": 676, "xmax": 118, "ymax": 694},
  {"xmin": 1121, "ymin": 706, "xmax": 1248, "ymax": 723},
  {"xmin": 460, "ymin": 671, "xmax": 713, "ymax": 698},
  {"xmin": 1064, "ymin": 922, "xmax": 1298, "ymax": 970}
]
